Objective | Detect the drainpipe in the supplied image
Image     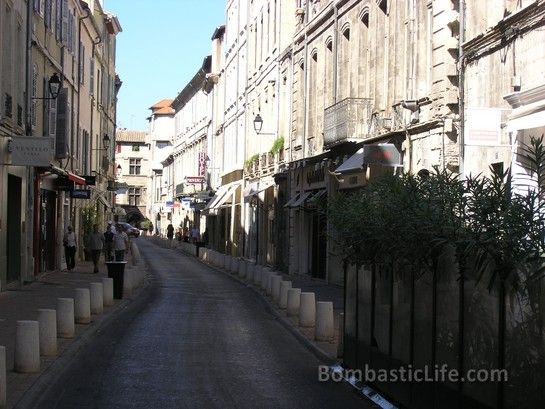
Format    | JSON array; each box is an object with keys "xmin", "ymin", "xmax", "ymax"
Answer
[
  {"xmin": 458, "ymin": 0, "xmax": 466, "ymax": 178},
  {"xmin": 89, "ymin": 35, "xmax": 102, "ymax": 179},
  {"xmin": 77, "ymin": 7, "xmax": 91, "ymax": 175},
  {"xmin": 332, "ymin": 4, "xmax": 339, "ymax": 104}
]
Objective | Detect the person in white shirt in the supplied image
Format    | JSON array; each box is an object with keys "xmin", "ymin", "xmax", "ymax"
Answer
[
  {"xmin": 113, "ymin": 224, "xmax": 129, "ymax": 261},
  {"xmin": 63, "ymin": 226, "xmax": 77, "ymax": 270}
]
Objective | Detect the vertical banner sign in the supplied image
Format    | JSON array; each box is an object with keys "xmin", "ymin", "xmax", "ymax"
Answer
[{"xmin": 198, "ymin": 152, "xmax": 206, "ymax": 177}]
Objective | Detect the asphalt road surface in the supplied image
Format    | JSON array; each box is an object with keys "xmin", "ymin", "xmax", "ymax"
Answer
[{"xmin": 32, "ymin": 239, "xmax": 369, "ymax": 409}]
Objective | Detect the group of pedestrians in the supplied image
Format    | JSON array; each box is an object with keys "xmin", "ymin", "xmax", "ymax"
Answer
[{"xmin": 63, "ymin": 221, "xmax": 130, "ymax": 273}]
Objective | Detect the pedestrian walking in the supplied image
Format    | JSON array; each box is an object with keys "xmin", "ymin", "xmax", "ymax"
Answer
[
  {"xmin": 104, "ymin": 222, "xmax": 114, "ymax": 261},
  {"xmin": 190, "ymin": 226, "xmax": 200, "ymax": 244},
  {"xmin": 63, "ymin": 226, "xmax": 77, "ymax": 271},
  {"xmin": 87, "ymin": 224, "xmax": 104, "ymax": 273},
  {"xmin": 113, "ymin": 224, "xmax": 129, "ymax": 261},
  {"xmin": 166, "ymin": 223, "xmax": 174, "ymax": 247}
]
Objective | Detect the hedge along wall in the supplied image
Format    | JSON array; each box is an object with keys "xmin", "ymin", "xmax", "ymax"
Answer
[{"xmin": 330, "ymin": 140, "xmax": 545, "ymax": 409}]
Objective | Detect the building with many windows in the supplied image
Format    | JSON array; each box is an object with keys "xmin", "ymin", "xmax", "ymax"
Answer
[
  {"xmin": 0, "ymin": 0, "xmax": 121, "ymax": 290},
  {"xmin": 147, "ymin": 99, "xmax": 174, "ymax": 236},
  {"xmin": 114, "ymin": 129, "xmax": 150, "ymax": 226}
]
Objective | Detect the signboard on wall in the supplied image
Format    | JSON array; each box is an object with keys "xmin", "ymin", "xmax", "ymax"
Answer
[
  {"xmin": 8, "ymin": 136, "xmax": 55, "ymax": 166},
  {"xmin": 465, "ymin": 108, "xmax": 502, "ymax": 146}
]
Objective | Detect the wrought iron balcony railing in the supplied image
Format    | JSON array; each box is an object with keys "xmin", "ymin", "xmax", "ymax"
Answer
[{"xmin": 323, "ymin": 98, "xmax": 372, "ymax": 148}]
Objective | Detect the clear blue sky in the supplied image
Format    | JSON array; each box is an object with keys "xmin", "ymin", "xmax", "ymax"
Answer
[{"xmin": 105, "ymin": 0, "xmax": 225, "ymax": 131}]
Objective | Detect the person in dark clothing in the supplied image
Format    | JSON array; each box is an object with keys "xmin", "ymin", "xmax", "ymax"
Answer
[{"xmin": 104, "ymin": 222, "xmax": 114, "ymax": 261}]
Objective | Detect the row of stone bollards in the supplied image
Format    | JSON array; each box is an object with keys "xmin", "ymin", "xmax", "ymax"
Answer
[
  {"xmin": 0, "ymin": 278, "xmax": 115, "ymax": 408},
  {"xmin": 198, "ymin": 249, "xmax": 343, "ymax": 356}
]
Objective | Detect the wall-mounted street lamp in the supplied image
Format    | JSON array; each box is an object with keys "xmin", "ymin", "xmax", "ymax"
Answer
[
  {"xmin": 253, "ymin": 113, "xmax": 264, "ymax": 134},
  {"xmin": 32, "ymin": 73, "xmax": 62, "ymax": 100},
  {"xmin": 103, "ymin": 134, "xmax": 111, "ymax": 150},
  {"xmin": 253, "ymin": 113, "xmax": 276, "ymax": 136}
]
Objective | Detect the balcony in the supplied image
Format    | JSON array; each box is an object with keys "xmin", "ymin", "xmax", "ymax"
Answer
[
  {"xmin": 323, "ymin": 98, "xmax": 372, "ymax": 148},
  {"xmin": 244, "ymin": 150, "xmax": 286, "ymax": 179}
]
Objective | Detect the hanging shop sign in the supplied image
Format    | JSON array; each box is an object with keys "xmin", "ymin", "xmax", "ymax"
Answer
[
  {"xmin": 185, "ymin": 176, "xmax": 206, "ymax": 185},
  {"xmin": 7, "ymin": 136, "xmax": 55, "ymax": 166},
  {"xmin": 83, "ymin": 175, "xmax": 96, "ymax": 186},
  {"xmin": 70, "ymin": 189, "xmax": 91, "ymax": 199},
  {"xmin": 198, "ymin": 152, "xmax": 207, "ymax": 177},
  {"xmin": 362, "ymin": 144, "xmax": 402, "ymax": 166}
]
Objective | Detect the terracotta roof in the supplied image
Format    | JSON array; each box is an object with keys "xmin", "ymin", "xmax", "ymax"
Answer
[
  {"xmin": 115, "ymin": 129, "xmax": 147, "ymax": 143},
  {"xmin": 154, "ymin": 106, "xmax": 175, "ymax": 115},
  {"xmin": 150, "ymin": 99, "xmax": 173, "ymax": 109}
]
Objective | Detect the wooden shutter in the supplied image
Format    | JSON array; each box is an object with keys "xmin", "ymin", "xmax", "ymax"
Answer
[{"xmin": 55, "ymin": 88, "xmax": 68, "ymax": 158}]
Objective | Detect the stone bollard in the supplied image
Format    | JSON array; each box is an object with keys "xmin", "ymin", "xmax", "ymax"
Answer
[
  {"xmin": 253, "ymin": 265, "xmax": 262, "ymax": 286},
  {"xmin": 223, "ymin": 255, "xmax": 231, "ymax": 270},
  {"xmin": 287, "ymin": 288, "xmax": 301, "ymax": 316},
  {"xmin": 37, "ymin": 309, "xmax": 57, "ymax": 356},
  {"xmin": 315, "ymin": 301, "xmax": 335, "ymax": 341},
  {"xmin": 238, "ymin": 259, "xmax": 247, "ymax": 279},
  {"xmin": 231, "ymin": 257, "xmax": 239, "ymax": 274},
  {"xmin": 246, "ymin": 263, "xmax": 254, "ymax": 282},
  {"xmin": 0, "ymin": 345, "xmax": 5, "ymax": 407},
  {"xmin": 299, "ymin": 292, "xmax": 316, "ymax": 327},
  {"xmin": 260, "ymin": 268, "xmax": 270, "ymax": 290},
  {"xmin": 279, "ymin": 281, "xmax": 293, "ymax": 309},
  {"xmin": 57, "ymin": 298, "xmax": 75, "ymax": 338},
  {"xmin": 123, "ymin": 269, "xmax": 133, "ymax": 298},
  {"xmin": 271, "ymin": 275, "xmax": 282, "ymax": 303},
  {"xmin": 131, "ymin": 241, "xmax": 141, "ymax": 266},
  {"xmin": 14, "ymin": 321, "xmax": 40, "ymax": 373},
  {"xmin": 337, "ymin": 313, "xmax": 344, "ymax": 358},
  {"xmin": 74, "ymin": 288, "xmax": 91, "ymax": 324},
  {"xmin": 266, "ymin": 273, "xmax": 278, "ymax": 296},
  {"xmin": 102, "ymin": 278, "xmax": 114, "ymax": 306},
  {"xmin": 90, "ymin": 283, "xmax": 104, "ymax": 315}
]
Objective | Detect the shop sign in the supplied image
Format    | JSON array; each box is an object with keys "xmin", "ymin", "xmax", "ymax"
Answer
[
  {"xmin": 362, "ymin": 144, "xmax": 402, "ymax": 166},
  {"xmin": 83, "ymin": 175, "xmax": 96, "ymax": 186},
  {"xmin": 198, "ymin": 152, "xmax": 207, "ymax": 177},
  {"xmin": 70, "ymin": 189, "xmax": 91, "ymax": 199},
  {"xmin": 185, "ymin": 176, "xmax": 206, "ymax": 185},
  {"xmin": 304, "ymin": 166, "xmax": 326, "ymax": 189},
  {"xmin": 8, "ymin": 136, "xmax": 55, "ymax": 166}
]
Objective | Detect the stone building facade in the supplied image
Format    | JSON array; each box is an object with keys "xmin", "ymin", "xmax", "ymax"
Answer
[
  {"xmin": 114, "ymin": 129, "xmax": 150, "ymax": 225},
  {"xmin": 0, "ymin": 0, "xmax": 121, "ymax": 290}
]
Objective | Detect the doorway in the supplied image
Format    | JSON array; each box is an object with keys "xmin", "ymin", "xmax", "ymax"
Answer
[{"xmin": 40, "ymin": 189, "xmax": 57, "ymax": 271}]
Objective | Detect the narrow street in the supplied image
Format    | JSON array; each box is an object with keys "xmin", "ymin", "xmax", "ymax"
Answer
[{"xmin": 31, "ymin": 239, "xmax": 368, "ymax": 409}]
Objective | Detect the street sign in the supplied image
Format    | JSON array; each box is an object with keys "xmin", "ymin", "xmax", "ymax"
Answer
[
  {"xmin": 70, "ymin": 189, "xmax": 91, "ymax": 199},
  {"xmin": 83, "ymin": 175, "xmax": 96, "ymax": 186}
]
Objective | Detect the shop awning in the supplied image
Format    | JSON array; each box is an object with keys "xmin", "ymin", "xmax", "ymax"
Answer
[
  {"xmin": 204, "ymin": 181, "xmax": 241, "ymax": 212},
  {"xmin": 334, "ymin": 144, "xmax": 402, "ymax": 172},
  {"xmin": 306, "ymin": 189, "xmax": 327, "ymax": 206},
  {"xmin": 284, "ymin": 191, "xmax": 314, "ymax": 208},
  {"xmin": 48, "ymin": 165, "xmax": 86, "ymax": 185},
  {"xmin": 243, "ymin": 177, "xmax": 275, "ymax": 199},
  {"xmin": 334, "ymin": 148, "xmax": 364, "ymax": 173}
]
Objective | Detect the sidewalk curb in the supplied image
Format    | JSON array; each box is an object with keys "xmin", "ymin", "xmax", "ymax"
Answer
[
  {"xmin": 13, "ymin": 263, "xmax": 154, "ymax": 409},
  {"xmin": 190, "ymin": 254, "xmax": 338, "ymax": 366}
]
